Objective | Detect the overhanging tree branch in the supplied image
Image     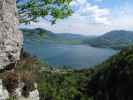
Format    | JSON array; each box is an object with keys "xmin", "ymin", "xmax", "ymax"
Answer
[{"xmin": 17, "ymin": 0, "xmax": 72, "ymax": 24}]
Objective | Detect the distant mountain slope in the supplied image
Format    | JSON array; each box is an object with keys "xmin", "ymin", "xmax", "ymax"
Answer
[
  {"xmin": 21, "ymin": 28, "xmax": 86, "ymax": 45},
  {"xmin": 85, "ymin": 30, "xmax": 133, "ymax": 49},
  {"xmin": 21, "ymin": 28, "xmax": 133, "ymax": 49}
]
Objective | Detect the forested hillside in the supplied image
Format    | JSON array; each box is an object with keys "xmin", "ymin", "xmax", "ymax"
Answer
[
  {"xmin": 83, "ymin": 46, "xmax": 133, "ymax": 100},
  {"xmin": 84, "ymin": 30, "xmax": 133, "ymax": 49},
  {"xmin": 21, "ymin": 28, "xmax": 85, "ymax": 45}
]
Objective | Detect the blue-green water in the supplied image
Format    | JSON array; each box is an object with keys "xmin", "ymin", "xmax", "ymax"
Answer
[{"xmin": 24, "ymin": 42, "xmax": 117, "ymax": 69}]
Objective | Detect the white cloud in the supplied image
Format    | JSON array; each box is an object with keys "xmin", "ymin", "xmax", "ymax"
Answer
[
  {"xmin": 71, "ymin": 0, "xmax": 111, "ymax": 25},
  {"xmin": 86, "ymin": 5, "xmax": 111, "ymax": 25}
]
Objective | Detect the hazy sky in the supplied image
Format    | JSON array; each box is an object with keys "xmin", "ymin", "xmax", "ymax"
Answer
[{"xmin": 20, "ymin": 0, "xmax": 133, "ymax": 36}]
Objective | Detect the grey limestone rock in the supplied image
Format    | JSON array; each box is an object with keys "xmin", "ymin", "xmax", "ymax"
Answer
[
  {"xmin": 0, "ymin": 1, "xmax": 39, "ymax": 99},
  {"xmin": 0, "ymin": 0, "xmax": 23, "ymax": 69}
]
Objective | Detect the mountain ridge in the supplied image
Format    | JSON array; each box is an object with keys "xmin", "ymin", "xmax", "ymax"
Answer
[
  {"xmin": 84, "ymin": 30, "xmax": 133, "ymax": 49},
  {"xmin": 21, "ymin": 28, "xmax": 133, "ymax": 49},
  {"xmin": 21, "ymin": 28, "xmax": 86, "ymax": 45}
]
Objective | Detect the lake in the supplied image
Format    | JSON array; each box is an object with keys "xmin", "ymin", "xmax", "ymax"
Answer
[{"xmin": 24, "ymin": 41, "xmax": 117, "ymax": 69}]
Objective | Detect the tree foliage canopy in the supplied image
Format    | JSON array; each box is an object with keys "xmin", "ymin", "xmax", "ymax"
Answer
[{"xmin": 17, "ymin": 0, "xmax": 72, "ymax": 24}]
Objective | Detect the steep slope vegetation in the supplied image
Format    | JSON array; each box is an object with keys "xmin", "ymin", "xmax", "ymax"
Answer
[{"xmin": 83, "ymin": 46, "xmax": 133, "ymax": 100}]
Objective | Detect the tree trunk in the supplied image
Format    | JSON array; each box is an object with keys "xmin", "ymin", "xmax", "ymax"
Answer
[{"xmin": 0, "ymin": 0, "xmax": 23, "ymax": 69}]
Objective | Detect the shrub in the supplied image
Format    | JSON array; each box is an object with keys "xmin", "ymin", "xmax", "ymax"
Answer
[
  {"xmin": 20, "ymin": 71, "xmax": 35, "ymax": 97},
  {"xmin": 3, "ymin": 72, "xmax": 19, "ymax": 94}
]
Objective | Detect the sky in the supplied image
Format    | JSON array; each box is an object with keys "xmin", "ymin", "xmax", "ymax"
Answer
[{"xmin": 20, "ymin": 0, "xmax": 133, "ymax": 36}]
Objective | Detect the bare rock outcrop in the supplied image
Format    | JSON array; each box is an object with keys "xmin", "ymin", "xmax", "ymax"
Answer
[{"xmin": 0, "ymin": 0, "xmax": 23, "ymax": 69}]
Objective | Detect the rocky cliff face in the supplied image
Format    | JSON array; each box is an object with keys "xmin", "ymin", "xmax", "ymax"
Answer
[
  {"xmin": 0, "ymin": 0, "xmax": 23, "ymax": 69},
  {"xmin": 0, "ymin": 0, "xmax": 40, "ymax": 99}
]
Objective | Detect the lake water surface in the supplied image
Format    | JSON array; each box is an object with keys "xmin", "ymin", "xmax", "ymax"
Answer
[{"xmin": 24, "ymin": 43, "xmax": 117, "ymax": 69}]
